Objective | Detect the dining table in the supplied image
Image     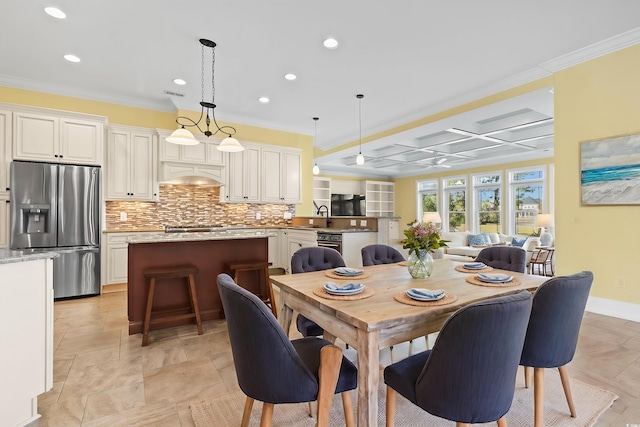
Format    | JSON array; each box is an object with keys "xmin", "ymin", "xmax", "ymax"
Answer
[{"xmin": 270, "ymin": 258, "xmax": 549, "ymax": 427}]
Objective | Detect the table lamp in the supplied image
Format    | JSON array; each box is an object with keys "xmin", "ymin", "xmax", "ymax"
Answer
[
  {"xmin": 423, "ymin": 212, "xmax": 442, "ymax": 228},
  {"xmin": 537, "ymin": 214, "xmax": 554, "ymax": 246}
]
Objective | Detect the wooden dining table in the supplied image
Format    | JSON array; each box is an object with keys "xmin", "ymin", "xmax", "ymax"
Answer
[{"xmin": 270, "ymin": 258, "xmax": 549, "ymax": 427}]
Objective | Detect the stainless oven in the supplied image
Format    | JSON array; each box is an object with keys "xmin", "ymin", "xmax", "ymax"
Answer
[{"xmin": 316, "ymin": 231, "xmax": 342, "ymax": 254}]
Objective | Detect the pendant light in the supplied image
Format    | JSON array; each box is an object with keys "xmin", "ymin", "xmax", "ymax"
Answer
[
  {"xmin": 312, "ymin": 117, "xmax": 320, "ymax": 175},
  {"xmin": 356, "ymin": 94, "xmax": 365, "ymax": 165},
  {"xmin": 166, "ymin": 39, "xmax": 244, "ymax": 152}
]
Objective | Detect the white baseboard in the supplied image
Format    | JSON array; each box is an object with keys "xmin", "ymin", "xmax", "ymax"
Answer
[{"xmin": 586, "ymin": 296, "xmax": 640, "ymax": 323}]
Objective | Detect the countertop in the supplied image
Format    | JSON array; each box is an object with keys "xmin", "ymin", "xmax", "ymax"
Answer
[
  {"xmin": 0, "ymin": 249, "xmax": 60, "ymax": 265},
  {"xmin": 104, "ymin": 226, "xmax": 379, "ymax": 234},
  {"xmin": 126, "ymin": 228, "xmax": 278, "ymax": 244}
]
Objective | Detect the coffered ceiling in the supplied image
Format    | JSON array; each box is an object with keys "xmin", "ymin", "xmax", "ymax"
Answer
[{"xmin": 0, "ymin": 1, "xmax": 639, "ymax": 178}]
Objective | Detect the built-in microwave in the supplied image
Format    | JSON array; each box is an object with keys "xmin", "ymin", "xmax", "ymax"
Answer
[{"xmin": 331, "ymin": 193, "xmax": 366, "ymax": 216}]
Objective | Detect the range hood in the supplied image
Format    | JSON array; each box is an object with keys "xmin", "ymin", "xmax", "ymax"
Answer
[{"xmin": 158, "ymin": 162, "xmax": 225, "ymax": 185}]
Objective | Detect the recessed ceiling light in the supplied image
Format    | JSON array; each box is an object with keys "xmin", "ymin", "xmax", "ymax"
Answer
[
  {"xmin": 284, "ymin": 73, "xmax": 297, "ymax": 81},
  {"xmin": 258, "ymin": 97, "xmax": 270, "ymax": 104},
  {"xmin": 44, "ymin": 7, "xmax": 66, "ymax": 19},
  {"xmin": 64, "ymin": 54, "xmax": 80, "ymax": 63},
  {"xmin": 173, "ymin": 78, "xmax": 186, "ymax": 85},
  {"xmin": 323, "ymin": 38, "xmax": 339, "ymax": 49}
]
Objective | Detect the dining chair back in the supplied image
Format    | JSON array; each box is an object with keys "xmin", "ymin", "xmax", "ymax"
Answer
[
  {"xmin": 520, "ymin": 271, "xmax": 593, "ymax": 427},
  {"xmin": 217, "ymin": 273, "xmax": 357, "ymax": 426},
  {"xmin": 361, "ymin": 244, "xmax": 405, "ymax": 266},
  {"xmin": 384, "ymin": 290, "xmax": 533, "ymax": 426},
  {"xmin": 291, "ymin": 247, "xmax": 346, "ymax": 337},
  {"xmin": 475, "ymin": 246, "xmax": 526, "ymax": 273}
]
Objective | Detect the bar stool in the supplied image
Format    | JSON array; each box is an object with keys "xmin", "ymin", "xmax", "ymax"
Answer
[
  {"xmin": 142, "ymin": 264, "xmax": 203, "ymax": 346},
  {"xmin": 225, "ymin": 261, "xmax": 277, "ymax": 318}
]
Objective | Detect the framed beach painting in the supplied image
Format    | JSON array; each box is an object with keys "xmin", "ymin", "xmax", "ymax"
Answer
[{"xmin": 580, "ymin": 133, "xmax": 640, "ymax": 205}]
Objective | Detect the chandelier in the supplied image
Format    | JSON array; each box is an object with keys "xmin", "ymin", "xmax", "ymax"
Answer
[
  {"xmin": 356, "ymin": 94, "xmax": 364, "ymax": 165},
  {"xmin": 166, "ymin": 39, "xmax": 244, "ymax": 152}
]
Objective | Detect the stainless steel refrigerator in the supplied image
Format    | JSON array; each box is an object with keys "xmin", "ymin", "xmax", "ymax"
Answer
[{"xmin": 10, "ymin": 160, "xmax": 101, "ymax": 299}]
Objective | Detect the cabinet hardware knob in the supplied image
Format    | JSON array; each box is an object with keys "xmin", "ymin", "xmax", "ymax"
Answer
[{"xmin": 54, "ymin": 154, "xmax": 59, "ymax": 158}]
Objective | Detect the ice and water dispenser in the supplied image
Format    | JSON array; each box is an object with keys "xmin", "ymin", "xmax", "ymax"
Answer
[{"xmin": 18, "ymin": 204, "xmax": 51, "ymax": 234}]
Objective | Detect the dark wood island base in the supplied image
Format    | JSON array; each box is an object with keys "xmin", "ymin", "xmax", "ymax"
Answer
[{"xmin": 127, "ymin": 237, "xmax": 268, "ymax": 335}]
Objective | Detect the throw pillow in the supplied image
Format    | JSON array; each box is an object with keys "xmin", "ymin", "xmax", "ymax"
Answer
[
  {"xmin": 511, "ymin": 237, "xmax": 527, "ymax": 247},
  {"xmin": 468, "ymin": 233, "xmax": 491, "ymax": 246}
]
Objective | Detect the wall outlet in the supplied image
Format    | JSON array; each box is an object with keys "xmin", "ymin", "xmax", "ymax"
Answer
[
  {"xmin": 360, "ymin": 220, "xmax": 367, "ymax": 227},
  {"xmin": 120, "ymin": 212, "xmax": 127, "ymax": 221},
  {"xmin": 284, "ymin": 212, "xmax": 292, "ymax": 219},
  {"xmin": 255, "ymin": 212, "xmax": 261, "ymax": 220},
  {"xmin": 350, "ymin": 220, "xmax": 357, "ymax": 226},
  {"xmin": 309, "ymin": 219, "xmax": 314, "ymax": 225},
  {"xmin": 615, "ymin": 276, "xmax": 626, "ymax": 288}
]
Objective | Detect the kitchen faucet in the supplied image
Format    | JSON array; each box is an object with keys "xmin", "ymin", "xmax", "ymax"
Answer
[{"xmin": 316, "ymin": 204, "xmax": 331, "ymax": 224}]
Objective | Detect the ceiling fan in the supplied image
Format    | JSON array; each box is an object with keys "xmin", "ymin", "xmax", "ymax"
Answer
[{"xmin": 423, "ymin": 155, "xmax": 451, "ymax": 169}]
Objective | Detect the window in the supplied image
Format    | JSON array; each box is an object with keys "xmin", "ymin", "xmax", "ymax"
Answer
[
  {"xmin": 417, "ymin": 180, "xmax": 438, "ymax": 220},
  {"xmin": 443, "ymin": 177, "xmax": 466, "ymax": 231},
  {"xmin": 508, "ymin": 167, "xmax": 545, "ymax": 235},
  {"xmin": 473, "ymin": 172, "xmax": 501, "ymax": 233}
]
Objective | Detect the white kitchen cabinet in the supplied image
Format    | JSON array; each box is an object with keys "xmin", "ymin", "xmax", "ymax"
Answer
[
  {"xmin": 365, "ymin": 180, "xmax": 395, "ymax": 217},
  {"xmin": 260, "ymin": 147, "xmax": 302, "ymax": 204},
  {"xmin": 268, "ymin": 229, "xmax": 282, "ymax": 269},
  {"xmin": 0, "ymin": 109, "xmax": 11, "ymax": 192},
  {"xmin": 106, "ymin": 125, "xmax": 156, "ymax": 201},
  {"xmin": 0, "ymin": 257, "xmax": 54, "ymax": 427},
  {"xmin": 285, "ymin": 229, "xmax": 317, "ymax": 273},
  {"xmin": 226, "ymin": 144, "xmax": 260, "ymax": 203},
  {"xmin": 313, "ymin": 177, "xmax": 331, "ymax": 215},
  {"xmin": 104, "ymin": 232, "xmax": 163, "ymax": 285},
  {"xmin": 13, "ymin": 110, "xmax": 104, "ymax": 165},
  {"xmin": 342, "ymin": 231, "xmax": 378, "ymax": 268}
]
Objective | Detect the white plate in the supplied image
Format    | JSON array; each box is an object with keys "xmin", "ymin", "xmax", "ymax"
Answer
[
  {"xmin": 477, "ymin": 273, "xmax": 513, "ymax": 283},
  {"xmin": 406, "ymin": 289, "xmax": 445, "ymax": 301},
  {"xmin": 324, "ymin": 283, "xmax": 365, "ymax": 295},
  {"xmin": 334, "ymin": 267, "xmax": 364, "ymax": 276}
]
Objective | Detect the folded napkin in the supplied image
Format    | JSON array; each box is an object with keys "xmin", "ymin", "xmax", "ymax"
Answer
[
  {"xmin": 407, "ymin": 288, "xmax": 445, "ymax": 299},
  {"xmin": 477, "ymin": 273, "xmax": 512, "ymax": 282},
  {"xmin": 334, "ymin": 267, "xmax": 364, "ymax": 276},
  {"xmin": 324, "ymin": 282, "xmax": 364, "ymax": 291},
  {"xmin": 463, "ymin": 262, "xmax": 486, "ymax": 269}
]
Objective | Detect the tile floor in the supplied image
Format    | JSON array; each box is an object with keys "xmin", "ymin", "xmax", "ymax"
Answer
[{"xmin": 29, "ymin": 288, "xmax": 640, "ymax": 426}]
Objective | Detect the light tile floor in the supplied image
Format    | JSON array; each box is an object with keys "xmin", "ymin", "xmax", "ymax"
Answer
[{"xmin": 29, "ymin": 289, "xmax": 640, "ymax": 426}]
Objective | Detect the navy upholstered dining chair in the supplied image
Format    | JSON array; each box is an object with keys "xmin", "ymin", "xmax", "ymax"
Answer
[
  {"xmin": 361, "ymin": 244, "xmax": 405, "ymax": 266},
  {"xmin": 291, "ymin": 247, "xmax": 346, "ymax": 338},
  {"xmin": 384, "ymin": 291, "xmax": 533, "ymax": 427},
  {"xmin": 217, "ymin": 273, "xmax": 357, "ymax": 427},
  {"xmin": 520, "ymin": 271, "xmax": 594, "ymax": 427},
  {"xmin": 475, "ymin": 246, "xmax": 527, "ymax": 273}
]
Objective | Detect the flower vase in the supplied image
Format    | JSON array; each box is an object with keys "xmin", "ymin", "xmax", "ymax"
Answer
[{"xmin": 407, "ymin": 249, "xmax": 434, "ymax": 279}]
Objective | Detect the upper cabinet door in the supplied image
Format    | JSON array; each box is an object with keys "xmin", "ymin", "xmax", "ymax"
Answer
[
  {"xmin": 0, "ymin": 110, "xmax": 11, "ymax": 192},
  {"xmin": 106, "ymin": 131, "xmax": 131, "ymax": 200},
  {"xmin": 60, "ymin": 118, "xmax": 103, "ymax": 165},
  {"xmin": 282, "ymin": 151, "xmax": 301, "ymax": 203},
  {"xmin": 13, "ymin": 112, "xmax": 58, "ymax": 162},
  {"xmin": 261, "ymin": 148, "xmax": 283, "ymax": 203},
  {"xmin": 130, "ymin": 133, "xmax": 155, "ymax": 199}
]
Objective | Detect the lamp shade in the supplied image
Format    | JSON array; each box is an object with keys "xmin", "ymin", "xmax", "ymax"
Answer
[
  {"xmin": 312, "ymin": 164, "xmax": 320, "ymax": 175},
  {"xmin": 166, "ymin": 127, "xmax": 199, "ymax": 145},
  {"xmin": 217, "ymin": 136, "xmax": 245, "ymax": 152},
  {"xmin": 423, "ymin": 212, "xmax": 442, "ymax": 224},
  {"xmin": 537, "ymin": 214, "xmax": 554, "ymax": 227}
]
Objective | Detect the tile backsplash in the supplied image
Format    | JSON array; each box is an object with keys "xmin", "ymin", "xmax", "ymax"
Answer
[{"xmin": 105, "ymin": 184, "xmax": 294, "ymax": 230}]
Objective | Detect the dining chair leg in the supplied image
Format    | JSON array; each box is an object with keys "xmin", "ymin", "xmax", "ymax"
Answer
[
  {"xmin": 241, "ymin": 397, "xmax": 254, "ymax": 427},
  {"xmin": 558, "ymin": 365, "xmax": 577, "ymax": 417},
  {"xmin": 307, "ymin": 402, "xmax": 314, "ymax": 417},
  {"xmin": 260, "ymin": 402, "xmax": 274, "ymax": 427},
  {"xmin": 341, "ymin": 391, "xmax": 355, "ymax": 427},
  {"xmin": 496, "ymin": 416, "xmax": 508, "ymax": 427},
  {"xmin": 524, "ymin": 366, "xmax": 533, "ymax": 388},
  {"xmin": 534, "ymin": 367, "xmax": 545, "ymax": 427},
  {"xmin": 386, "ymin": 386, "xmax": 397, "ymax": 427},
  {"xmin": 456, "ymin": 423, "xmax": 471, "ymax": 427},
  {"xmin": 317, "ymin": 345, "xmax": 342, "ymax": 427}
]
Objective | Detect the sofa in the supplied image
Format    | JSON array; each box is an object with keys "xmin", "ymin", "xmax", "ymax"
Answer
[{"xmin": 436, "ymin": 231, "xmax": 542, "ymax": 266}]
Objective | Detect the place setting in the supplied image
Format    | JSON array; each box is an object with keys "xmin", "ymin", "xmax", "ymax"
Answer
[
  {"xmin": 394, "ymin": 287, "xmax": 458, "ymax": 307},
  {"xmin": 313, "ymin": 281, "xmax": 374, "ymax": 300},
  {"xmin": 455, "ymin": 261, "xmax": 494, "ymax": 273},
  {"xmin": 465, "ymin": 272, "xmax": 521, "ymax": 287},
  {"xmin": 324, "ymin": 266, "xmax": 372, "ymax": 280}
]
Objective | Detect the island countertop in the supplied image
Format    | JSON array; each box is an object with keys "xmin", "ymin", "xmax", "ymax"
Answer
[
  {"xmin": 0, "ymin": 249, "xmax": 60, "ymax": 265},
  {"xmin": 126, "ymin": 228, "xmax": 278, "ymax": 244}
]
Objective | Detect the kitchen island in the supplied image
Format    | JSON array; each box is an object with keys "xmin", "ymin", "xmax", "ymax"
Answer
[
  {"xmin": 126, "ymin": 229, "xmax": 276, "ymax": 334},
  {"xmin": 0, "ymin": 249, "xmax": 57, "ymax": 427}
]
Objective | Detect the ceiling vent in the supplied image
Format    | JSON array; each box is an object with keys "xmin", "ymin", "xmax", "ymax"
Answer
[{"xmin": 164, "ymin": 90, "xmax": 184, "ymax": 97}]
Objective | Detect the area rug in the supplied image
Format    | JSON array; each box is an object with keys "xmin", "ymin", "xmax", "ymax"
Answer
[{"xmin": 190, "ymin": 368, "xmax": 617, "ymax": 426}]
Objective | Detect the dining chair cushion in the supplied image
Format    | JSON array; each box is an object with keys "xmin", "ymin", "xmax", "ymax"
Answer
[
  {"xmin": 217, "ymin": 273, "xmax": 357, "ymax": 403},
  {"xmin": 361, "ymin": 244, "xmax": 405, "ymax": 266},
  {"xmin": 296, "ymin": 315, "xmax": 325, "ymax": 337},
  {"xmin": 474, "ymin": 246, "xmax": 527, "ymax": 273},
  {"xmin": 291, "ymin": 247, "xmax": 346, "ymax": 273},
  {"xmin": 384, "ymin": 291, "xmax": 533, "ymax": 424},
  {"xmin": 520, "ymin": 271, "xmax": 593, "ymax": 368}
]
